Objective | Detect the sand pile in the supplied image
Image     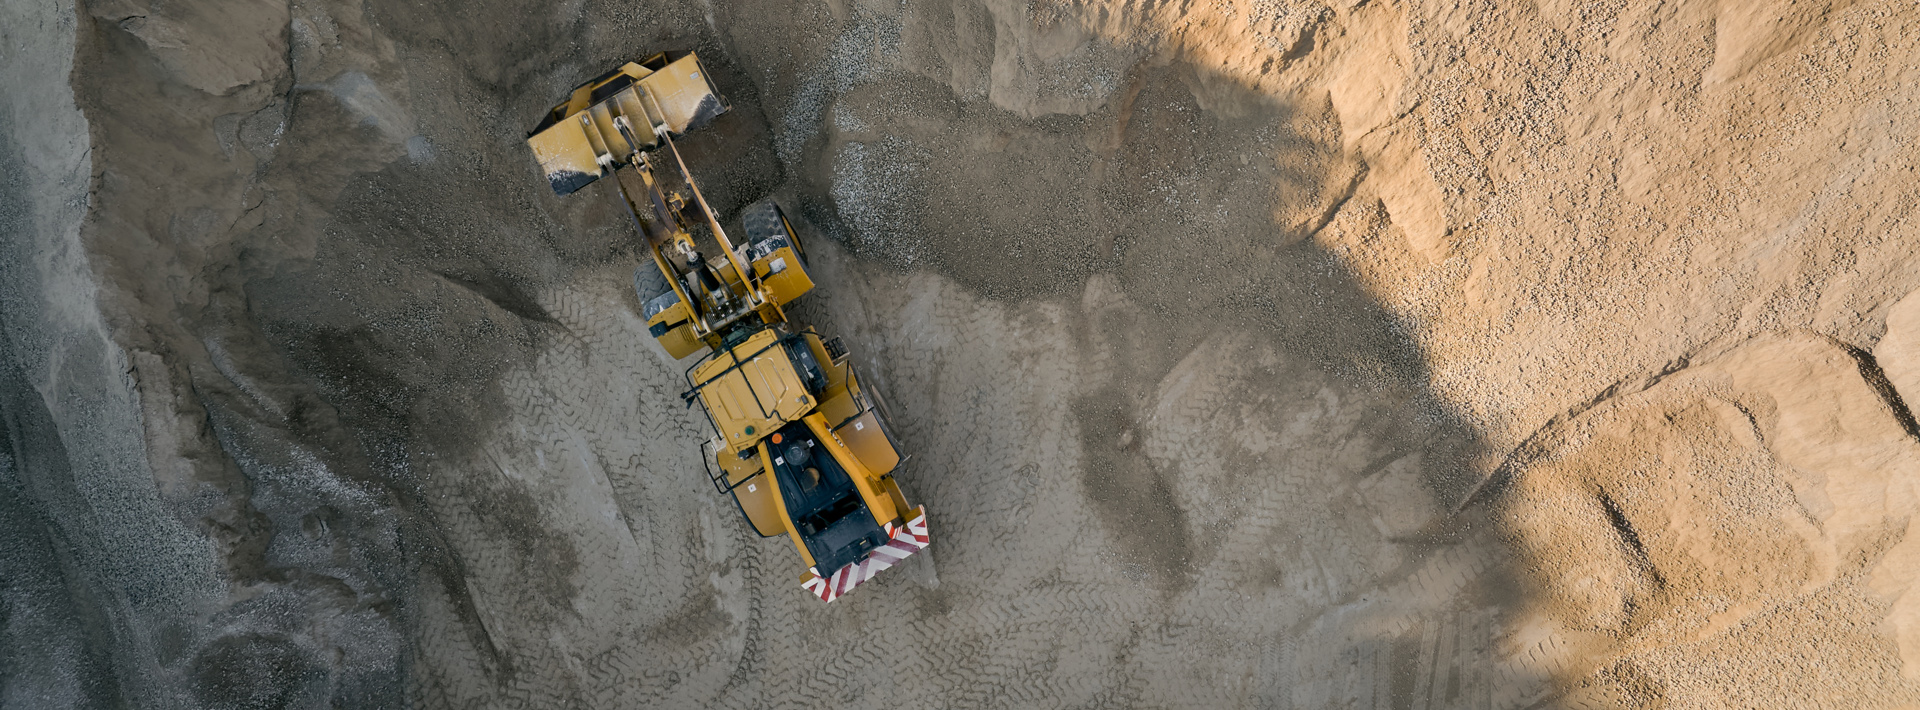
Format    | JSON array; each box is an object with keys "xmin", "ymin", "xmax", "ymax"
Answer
[{"xmin": 2, "ymin": 0, "xmax": 1916, "ymax": 706}]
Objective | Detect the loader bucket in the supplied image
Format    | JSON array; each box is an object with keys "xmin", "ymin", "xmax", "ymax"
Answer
[{"xmin": 526, "ymin": 51, "xmax": 729, "ymax": 195}]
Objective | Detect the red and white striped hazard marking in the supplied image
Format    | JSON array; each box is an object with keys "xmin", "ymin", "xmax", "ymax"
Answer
[{"xmin": 801, "ymin": 506, "xmax": 929, "ymax": 603}]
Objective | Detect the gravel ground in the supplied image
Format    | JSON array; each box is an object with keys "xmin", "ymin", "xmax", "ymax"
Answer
[{"xmin": 3, "ymin": 0, "xmax": 1919, "ymax": 707}]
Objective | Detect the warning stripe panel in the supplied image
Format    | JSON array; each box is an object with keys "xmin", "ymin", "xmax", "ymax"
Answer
[{"xmin": 801, "ymin": 506, "xmax": 929, "ymax": 603}]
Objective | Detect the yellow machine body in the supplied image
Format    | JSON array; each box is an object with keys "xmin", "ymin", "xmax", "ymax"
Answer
[
  {"xmin": 527, "ymin": 53, "xmax": 925, "ymax": 601},
  {"xmin": 695, "ymin": 330, "xmax": 913, "ymax": 572}
]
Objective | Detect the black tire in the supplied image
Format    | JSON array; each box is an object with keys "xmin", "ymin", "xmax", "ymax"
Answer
[
  {"xmin": 741, "ymin": 201, "xmax": 807, "ymax": 268},
  {"xmin": 633, "ymin": 264, "xmax": 674, "ymax": 318},
  {"xmin": 781, "ymin": 213, "xmax": 808, "ymax": 266}
]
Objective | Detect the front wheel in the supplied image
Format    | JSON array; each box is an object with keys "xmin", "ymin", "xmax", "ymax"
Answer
[{"xmin": 741, "ymin": 200, "xmax": 807, "ymax": 268}]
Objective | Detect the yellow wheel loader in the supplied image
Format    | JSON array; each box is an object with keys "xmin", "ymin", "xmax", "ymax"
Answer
[{"xmin": 526, "ymin": 51, "xmax": 927, "ymax": 602}]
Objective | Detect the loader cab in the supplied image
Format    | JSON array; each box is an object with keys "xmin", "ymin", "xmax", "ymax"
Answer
[{"xmin": 767, "ymin": 421, "xmax": 887, "ymax": 575}]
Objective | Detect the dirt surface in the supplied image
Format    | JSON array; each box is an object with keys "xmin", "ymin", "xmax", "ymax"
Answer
[{"xmin": 3, "ymin": 0, "xmax": 1919, "ymax": 707}]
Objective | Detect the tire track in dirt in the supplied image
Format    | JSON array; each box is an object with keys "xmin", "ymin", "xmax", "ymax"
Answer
[{"xmin": 396, "ymin": 238, "xmax": 1567, "ymax": 708}]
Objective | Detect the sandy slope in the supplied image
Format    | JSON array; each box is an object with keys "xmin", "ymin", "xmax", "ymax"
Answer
[{"xmin": 1, "ymin": 0, "xmax": 1917, "ymax": 707}]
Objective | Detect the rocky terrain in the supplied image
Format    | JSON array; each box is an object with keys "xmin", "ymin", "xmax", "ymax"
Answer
[{"xmin": 2, "ymin": 0, "xmax": 1918, "ymax": 707}]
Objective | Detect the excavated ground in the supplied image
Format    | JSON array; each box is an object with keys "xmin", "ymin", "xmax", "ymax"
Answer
[{"xmin": 4, "ymin": 0, "xmax": 1920, "ymax": 707}]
